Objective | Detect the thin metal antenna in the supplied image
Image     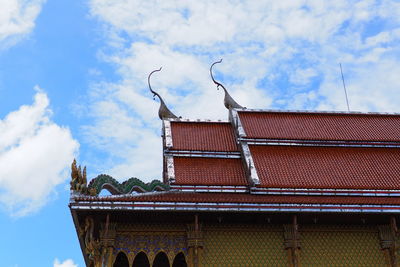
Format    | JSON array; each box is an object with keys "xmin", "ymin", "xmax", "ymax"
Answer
[{"xmin": 339, "ymin": 63, "xmax": 350, "ymax": 112}]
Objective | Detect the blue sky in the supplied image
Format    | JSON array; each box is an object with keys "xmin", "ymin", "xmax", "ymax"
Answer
[{"xmin": 1, "ymin": 1, "xmax": 400, "ymax": 266}]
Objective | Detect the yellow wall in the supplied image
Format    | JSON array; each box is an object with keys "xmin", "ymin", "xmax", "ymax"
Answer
[
  {"xmin": 202, "ymin": 225, "xmax": 288, "ymax": 267},
  {"xmin": 113, "ymin": 224, "xmax": 389, "ymax": 267},
  {"xmin": 300, "ymin": 225, "xmax": 388, "ymax": 267}
]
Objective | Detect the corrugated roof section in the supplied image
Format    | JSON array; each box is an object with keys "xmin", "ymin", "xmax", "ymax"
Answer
[
  {"xmin": 173, "ymin": 157, "xmax": 247, "ymax": 186},
  {"xmin": 250, "ymin": 145, "xmax": 400, "ymax": 189},
  {"xmin": 171, "ymin": 122, "xmax": 238, "ymax": 151},
  {"xmin": 238, "ymin": 111, "xmax": 400, "ymax": 142}
]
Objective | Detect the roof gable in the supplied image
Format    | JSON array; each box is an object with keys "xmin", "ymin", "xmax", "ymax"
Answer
[
  {"xmin": 170, "ymin": 121, "xmax": 238, "ymax": 152},
  {"xmin": 173, "ymin": 157, "xmax": 247, "ymax": 186}
]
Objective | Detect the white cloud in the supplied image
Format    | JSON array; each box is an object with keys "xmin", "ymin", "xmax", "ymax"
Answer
[
  {"xmin": 0, "ymin": 88, "xmax": 79, "ymax": 216},
  {"xmin": 289, "ymin": 68, "xmax": 318, "ymax": 85},
  {"xmin": 0, "ymin": 0, "xmax": 46, "ymax": 49},
  {"xmin": 54, "ymin": 258, "xmax": 78, "ymax": 267},
  {"xmin": 85, "ymin": 0, "xmax": 400, "ymax": 181}
]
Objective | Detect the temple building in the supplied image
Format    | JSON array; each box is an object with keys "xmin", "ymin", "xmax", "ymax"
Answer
[{"xmin": 70, "ymin": 62, "xmax": 400, "ymax": 266}]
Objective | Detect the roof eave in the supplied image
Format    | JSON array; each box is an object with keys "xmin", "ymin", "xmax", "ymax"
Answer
[{"xmin": 69, "ymin": 205, "xmax": 90, "ymax": 266}]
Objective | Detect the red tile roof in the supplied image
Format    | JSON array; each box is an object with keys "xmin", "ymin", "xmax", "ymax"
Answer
[
  {"xmin": 74, "ymin": 192, "xmax": 400, "ymax": 205},
  {"xmin": 171, "ymin": 122, "xmax": 238, "ymax": 152},
  {"xmin": 173, "ymin": 157, "xmax": 247, "ymax": 186},
  {"xmin": 250, "ymin": 145, "xmax": 400, "ymax": 189},
  {"xmin": 238, "ymin": 111, "xmax": 400, "ymax": 142}
]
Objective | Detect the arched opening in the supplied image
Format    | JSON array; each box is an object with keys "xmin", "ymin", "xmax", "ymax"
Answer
[
  {"xmin": 113, "ymin": 251, "xmax": 129, "ymax": 267},
  {"xmin": 172, "ymin": 252, "xmax": 187, "ymax": 267},
  {"xmin": 132, "ymin": 251, "xmax": 150, "ymax": 267},
  {"xmin": 152, "ymin": 252, "xmax": 169, "ymax": 267}
]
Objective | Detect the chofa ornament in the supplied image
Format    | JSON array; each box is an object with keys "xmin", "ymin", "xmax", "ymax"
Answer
[{"xmin": 210, "ymin": 59, "xmax": 243, "ymax": 110}]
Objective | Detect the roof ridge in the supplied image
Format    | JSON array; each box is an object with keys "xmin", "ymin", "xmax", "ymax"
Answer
[{"xmin": 236, "ymin": 108, "xmax": 400, "ymax": 116}]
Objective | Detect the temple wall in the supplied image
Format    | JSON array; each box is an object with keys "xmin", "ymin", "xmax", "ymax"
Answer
[
  {"xmin": 300, "ymin": 225, "xmax": 388, "ymax": 267},
  {"xmin": 110, "ymin": 223, "xmax": 390, "ymax": 267},
  {"xmin": 202, "ymin": 225, "xmax": 287, "ymax": 266}
]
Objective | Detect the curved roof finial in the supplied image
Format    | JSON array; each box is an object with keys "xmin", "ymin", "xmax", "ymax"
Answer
[
  {"xmin": 210, "ymin": 59, "xmax": 243, "ymax": 110},
  {"xmin": 148, "ymin": 67, "xmax": 179, "ymax": 120}
]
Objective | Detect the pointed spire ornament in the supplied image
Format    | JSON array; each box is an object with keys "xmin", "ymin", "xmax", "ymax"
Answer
[
  {"xmin": 148, "ymin": 68, "xmax": 179, "ymax": 120},
  {"xmin": 70, "ymin": 159, "xmax": 88, "ymax": 194},
  {"xmin": 210, "ymin": 59, "xmax": 243, "ymax": 110}
]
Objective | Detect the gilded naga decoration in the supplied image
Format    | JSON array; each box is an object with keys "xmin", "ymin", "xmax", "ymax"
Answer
[
  {"xmin": 210, "ymin": 59, "xmax": 243, "ymax": 110},
  {"xmin": 77, "ymin": 215, "xmax": 116, "ymax": 267},
  {"xmin": 70, "ymin": 159, "xmax": 90, "ymax": 195},
  {"xmin": 78, "ymin": 216, "xmax": 101, "ymax": 267},
  {"xmin": 70, "ymin": 159, "xmax": 169, "ymax": 196},
  {"xmin": 87, "ymin": 174, "xmax": 169, "ymax": 196}
]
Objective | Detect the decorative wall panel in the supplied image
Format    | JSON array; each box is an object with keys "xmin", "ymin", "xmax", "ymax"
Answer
[
  {"xmin": 300, "ymin": 225, "xmax": 387, "ymax": 266},
  {"xmin": 202, "ymin": 225, "xmax": 287, "ymax": 267},
  {"xmin": 114, "ymin": 224, "xmax": 187, "ymax": 265}
]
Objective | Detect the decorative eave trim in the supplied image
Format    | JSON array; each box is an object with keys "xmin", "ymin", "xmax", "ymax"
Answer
[
  {"xmin": 165, "ymin": 150, "xmax": 241, "ymax": 159},
  {"xmin": 69, "ymin": 208, "xmax": 90, "ymax": 266},
  {"xmin": 241, "ymin": 142, "xmax": 259, "ymax": 185},
  {"xmin": 230, "ymin": 108, "xmax": 246, "ymax": 137},
  {"xmin": 242, "ymin": 138, "xmax": 400, "ymax": 148},
  {"xmin": 70, "ymin": 202, "xmax": 400, "ymax": 213},
  {"xmin": 163, "ymin": 186, "xmax": 400, "ymax": 196},
  {"xmin": 251, "ymin": 187, "xmax": 400, "ymax": 197},
  {"xmin": 165, "ymin": 118, "xmax": 228, "ymax": 123},
  {"xmin": 166, "ymin": 156, "xmax": 175, "ymax": 183},
  {"xmin": 234, "ymin": 108, "xmax": 400, "ymax": 116},
  {"xmin": 163, "ymin": 120, "xmax": 173, "ymax": 148},
  {"xmin": 170, "ymin": 185, "xmax": 248, "ymax": 193}
]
